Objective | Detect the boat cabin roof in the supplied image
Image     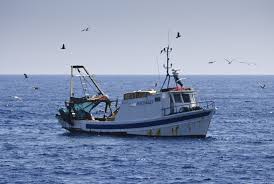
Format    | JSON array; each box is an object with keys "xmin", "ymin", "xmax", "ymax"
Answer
[
  {"xmin": 70, "ymin": 95, "xmax": 109, "ymax": 104},
  {"xmin": 161, "ymin": 86, "xmax": 194, "ymax": 93},
  {"xmin": 123, "ymin": 87, "xmax": 195, "ymax": 100},
  {"xmin": 124, "ymin": 90, "xmax": 157, "ymax": 100}
]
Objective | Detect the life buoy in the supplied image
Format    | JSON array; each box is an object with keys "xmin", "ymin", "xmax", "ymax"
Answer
[
  {"xmin": 176, "ymin": 86, "xmax": 191, "ymax": 91},
  {"xmin": 99, "ymin": 95, "xmax": 109, "ymax": 101},
  {"xmin": 175, "ymin": 86, "xmax": 183, "ymax": 91}
]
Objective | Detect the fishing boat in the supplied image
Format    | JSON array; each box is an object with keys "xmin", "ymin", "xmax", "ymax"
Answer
[{"xmin": 56, "ymin": 44, "xmax": 215, "ymax": 137}]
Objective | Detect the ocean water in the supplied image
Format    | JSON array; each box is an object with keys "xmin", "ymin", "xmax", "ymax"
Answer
[{"xmin": 0, "ymin": 75, "xmax": 274, "ymax": 184}]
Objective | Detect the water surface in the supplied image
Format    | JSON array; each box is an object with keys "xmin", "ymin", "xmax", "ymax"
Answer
[{"xmin": 0, "ymin": 75, "xmax": 273, "ymax": 183}]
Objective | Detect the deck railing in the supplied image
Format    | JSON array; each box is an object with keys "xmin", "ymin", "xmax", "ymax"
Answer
[{"xmin": 162, "ymin": 101, "xmax": 215, "ymax": 116}]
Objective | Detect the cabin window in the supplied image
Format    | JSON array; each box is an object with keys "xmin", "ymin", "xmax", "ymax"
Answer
[
  {"xmin": 182, "ymin": 94, "xmax": 191, "ymax": 103},
  {"xmin": 173, "ymin": 93, "xmax": 182, "ymax": 103},
  {"xmin": 155, "ymin": 97, "xmax": 161, "ymax": 102},
  {"xmin": 191, "ymin": 94, "xmax": 196, "ymax": 102}
]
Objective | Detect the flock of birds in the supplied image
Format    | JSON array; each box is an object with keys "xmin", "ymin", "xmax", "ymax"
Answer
[
  {"xmin": 21, "ymin": 26, "xmax": 90, "ymax": 91},
  {"xmin": 208, "ymin": 58, "xmax": 266, "ymax": 89},
  {"xmin": 208, "ymin": 58, "xmax": 256, "ymax": 66},
  {"xmin": 62, "ymin": 28, "xmax": 179, "ymax": 50},
  {"xmin": 23, "ymin": 73, "xmax": 39, "ymax": 90},
  {"xmin": 61, "ymin": 26, "xmax": 89, "ymax": 50},
  {"xmin": 37, "ymin": 29, "xmax": 267, "ymax": 90},
  {"xmin": 20, "ymin": 26, "xmax": 89, "ymax": 94}
]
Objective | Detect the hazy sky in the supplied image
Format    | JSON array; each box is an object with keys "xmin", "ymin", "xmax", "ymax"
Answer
[{"xmin": 0, "ymin": 0, "xmax": 273, "ymax": 75}]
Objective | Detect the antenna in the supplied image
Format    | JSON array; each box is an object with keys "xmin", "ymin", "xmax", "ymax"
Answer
[
  {"xmin": 160, "ymin": 30, "xmax": 183, "ymax": 90},
  {"xmin": 156, "ymin": 56, "xmax": 160, "ymax": 84},
  {"xmin": 160, "ymin": 30, "xmax": 172, "ymax": 89},
  {"xmin": 168, "ymin": 30, "xmax": 170, "ymax": 46},
  {"xmin": 154, "ymin": 56, "xmax": 161, "ymax": 88},
  {"xmin": 160, "ymin": 44, "xmax": 173, "ymax": 90}
]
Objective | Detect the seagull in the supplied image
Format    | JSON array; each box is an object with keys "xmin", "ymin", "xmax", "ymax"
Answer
[
  {"xmin": 224, "ymin": 58, "xmax": 236, "ymax": 64},
  {"xmin": 258, "ymin": 83, "xmax": 266, "ymax": 89},
  {"xmin": 24, "ymin": 73, "xmax": 28, "ymax": 79},
  {"xmin": 176, "ymin": 32, "xmax": 181, "ymax": 39},
  {"xmin": 13, "ymin": 96, "xmax": 22, "ymax": 101},
  {"xmin": 208, "ymin": 61, "xmax": 216, "ymax": 64},
  {"xmin": 160, "ymin": 48, "xmax": 166, "ymax": 54},
  {"xmin": 239, "ymin": 61, "xmax": 256, "ymax": 66},
  {"xmin": 61, "ymin": 44, "xmax": 66, "ymax": 49},
  {"xmin": 81, "ymin": 27, "xmax": 89, "ymax": 32}
]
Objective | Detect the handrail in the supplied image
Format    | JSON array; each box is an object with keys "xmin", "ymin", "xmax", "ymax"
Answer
[{"xmin": 162, "ymin": 101, "xmax": 215, "ymax": 116}]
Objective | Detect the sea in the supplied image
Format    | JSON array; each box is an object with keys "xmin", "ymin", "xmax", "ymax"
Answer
[{"xmin": 0, "ymin": 75, "xmax": 273, "ymax": 184}]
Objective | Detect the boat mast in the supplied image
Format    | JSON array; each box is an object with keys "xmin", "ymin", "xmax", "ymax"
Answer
[
  {"xmin": 70, "ymin": 66, "xmax": 74, "ymax": 97},
  {"xmin": 161, "ymin": 45, "xmax": 172, "ymax": 90},
  {"xmin": 70, "ymin": 65, "xmax": 106, "ymax": 97},
  {"xmin": 82, "ymin": 66, "xmax": 105, "ymax": 96}
]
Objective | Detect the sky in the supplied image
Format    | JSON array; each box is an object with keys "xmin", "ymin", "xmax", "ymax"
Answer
[{"xmin": 0, "ymin": 0, "xmax": 274, "ymax": 75}]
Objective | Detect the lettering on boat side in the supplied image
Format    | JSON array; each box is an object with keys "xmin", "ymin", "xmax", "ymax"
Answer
[
  {"xmin": 136, "ymin": 100, "xmax": 154, "ymax": 105},
  {"xmin": 122, "ymin": 99, "xmax": 154, "ymax": 105}
]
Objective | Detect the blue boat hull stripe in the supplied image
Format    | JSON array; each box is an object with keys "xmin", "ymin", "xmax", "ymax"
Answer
[{"xmin": 86, "ymin": 111, "xmax": 211, "ymax": 130}]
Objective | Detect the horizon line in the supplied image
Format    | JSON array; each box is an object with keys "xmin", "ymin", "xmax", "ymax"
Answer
[{"xmin": 0, "ymin": 73, "xmax": 274, "ymax": 76}]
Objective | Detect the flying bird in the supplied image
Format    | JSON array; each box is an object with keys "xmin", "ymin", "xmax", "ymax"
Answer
[
  {"xmin": 176, "ymin": 32, "xmax": 181, "ymax": 39},
  {"xmin": 208, "ymin": 61, "xmax": 216, "ymax": 64},
  {"xmin": 24, "ymin": 73, "xmax": 28, "ymax": 79},
  {"xmin": 239, "ymin": 61, "xmax": 256, "ymax": 66},
  {"xmin": 13, "ymin": 96, "xmax": 22, "ymax": 100},
  {"xmin": 61, "ymin": 44, "xmax": 66, "ymax": 50},
  {"xmin": 224, "ymin": 58, "xmax": 236, "ymax": 64},
  {"xmin": 258, "ymin": 82, "xmax": 266, "ymax": 89},
  {"xmin": 160, "ymin": 48, "xmax": 166, "ymax": 54},
  {"xmin": 81, "ymin": 27, "xmax": 89, "ymax": 32}
]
